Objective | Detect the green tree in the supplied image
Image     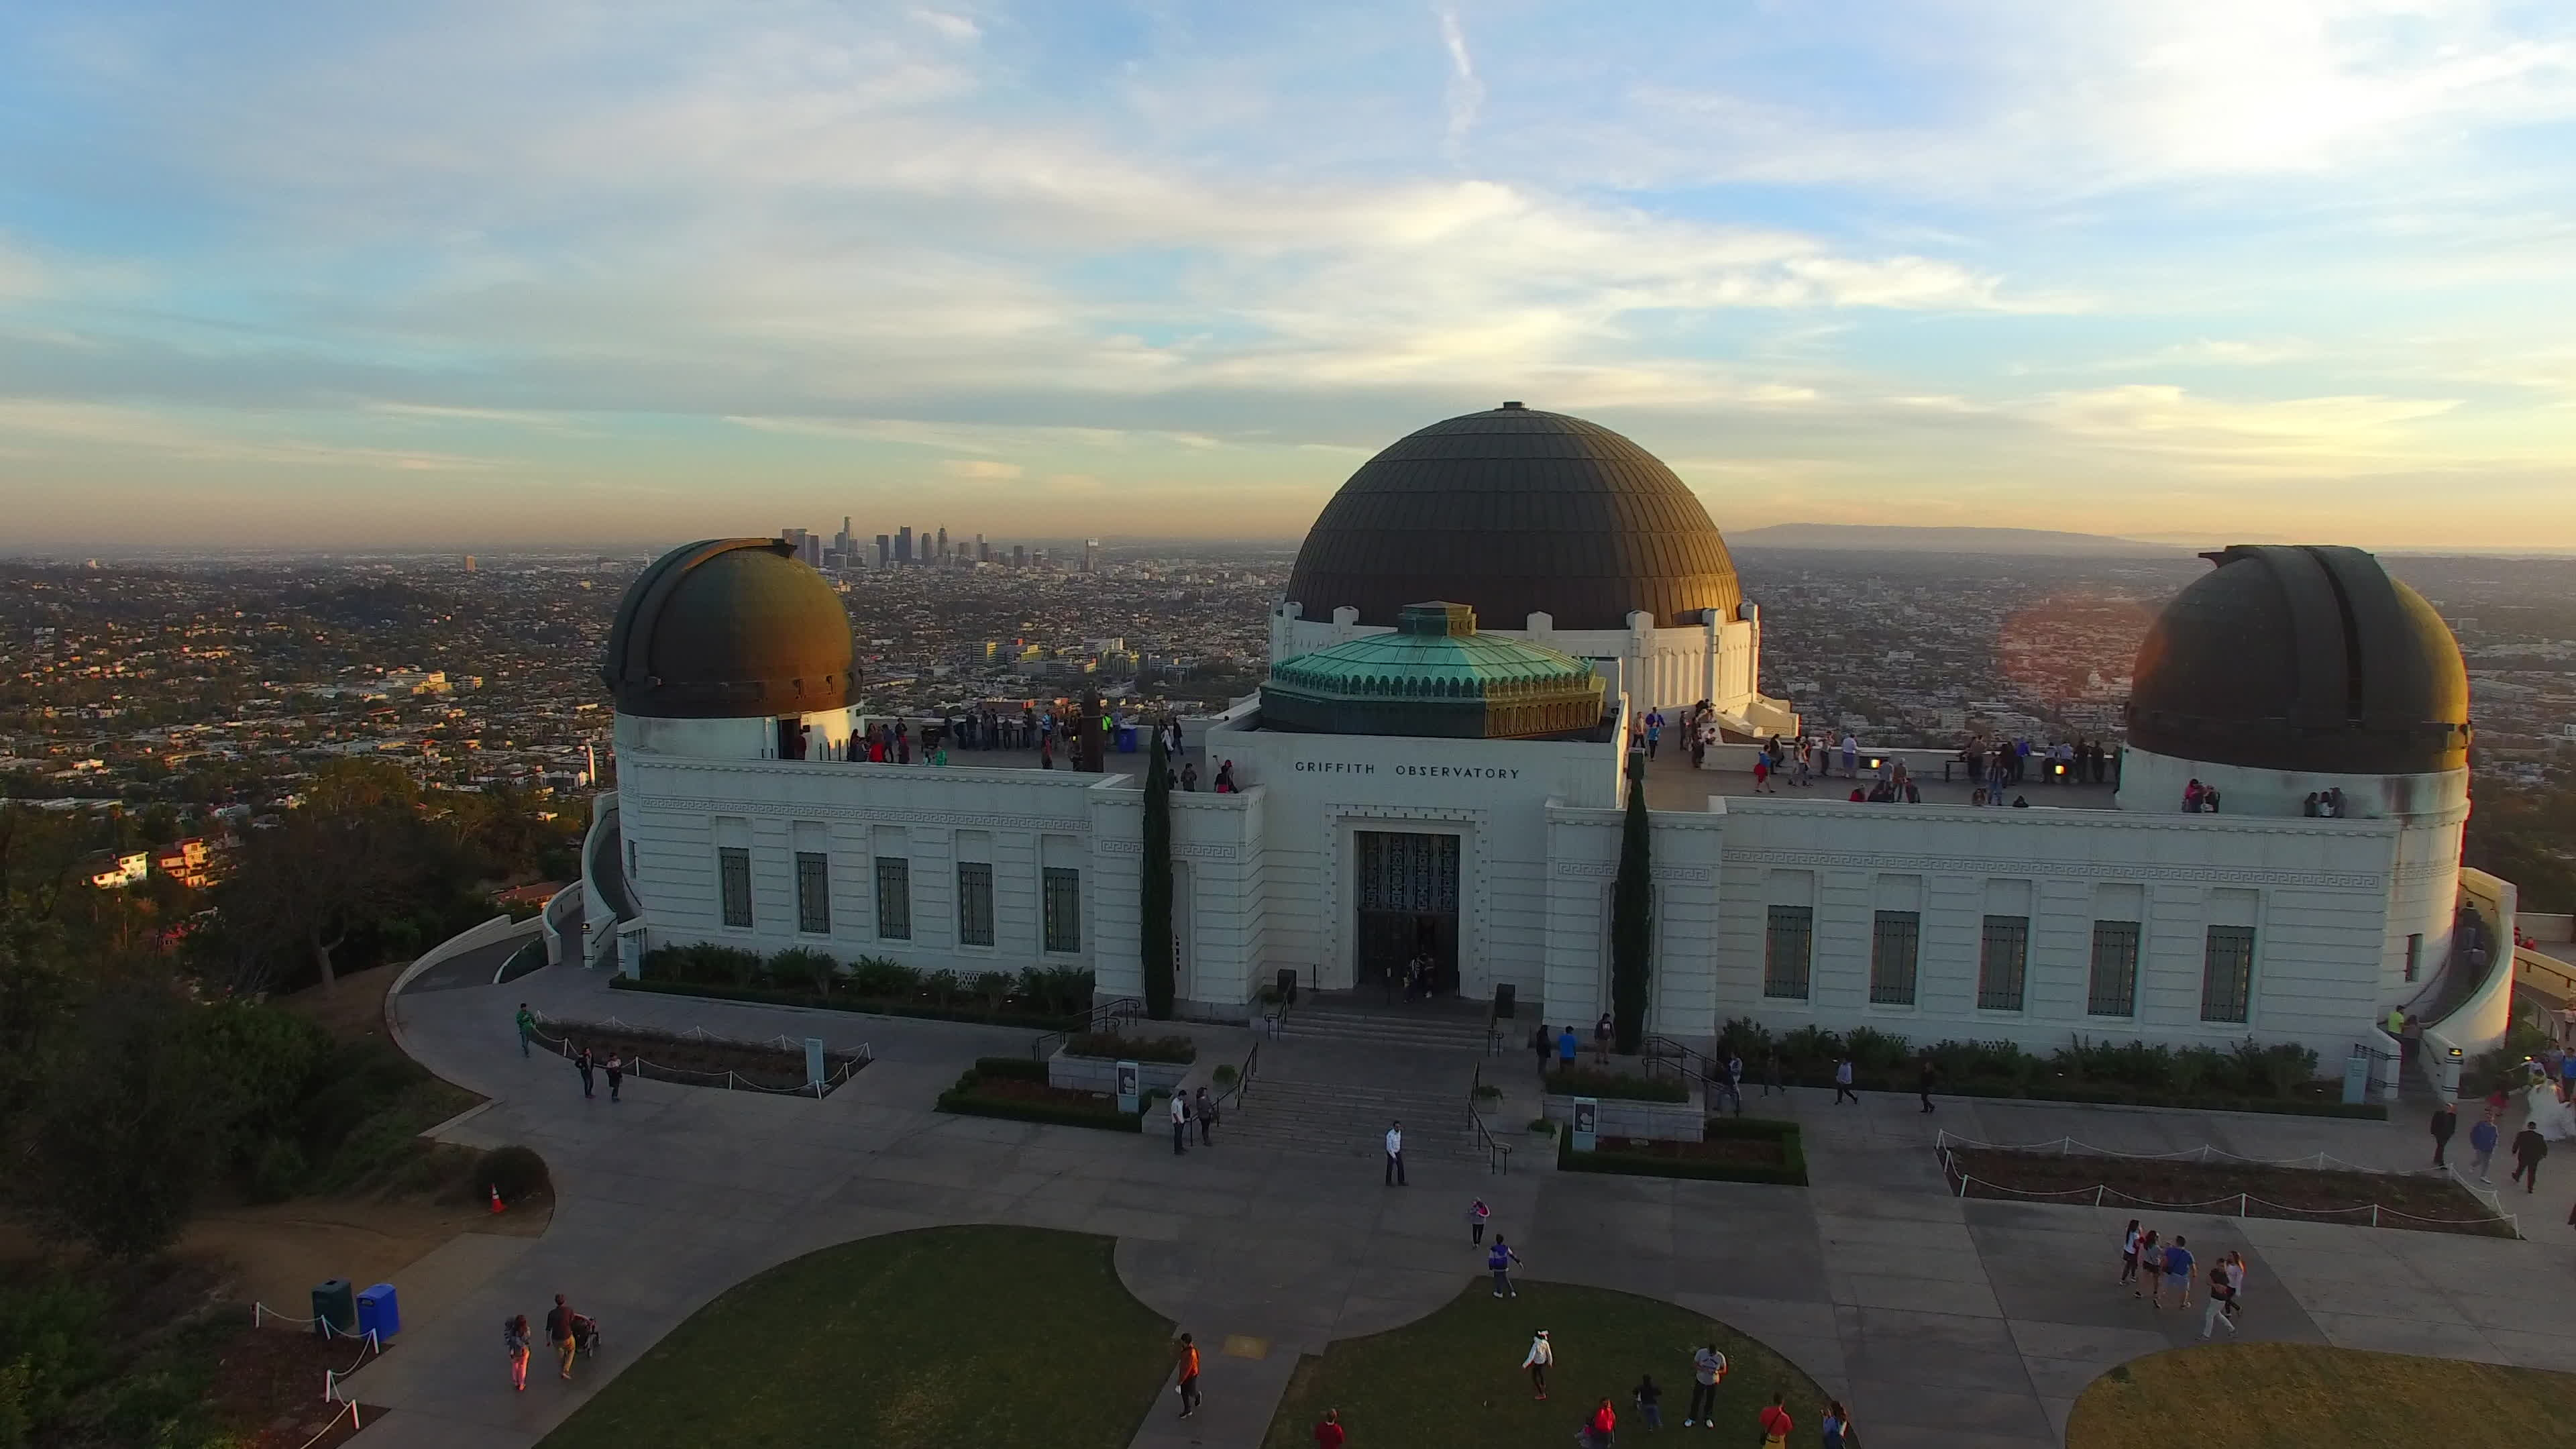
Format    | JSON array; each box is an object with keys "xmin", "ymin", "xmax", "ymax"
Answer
[
  {"xmin": 1609, "ymin": 765, "xmax": 1653, "ymax": 1054},
  {"xmin": 19, "ymin": 985, "xmax": 223, "ymax": 1260},
  {"xmin": 207, "ymin": 758, "xmax": 453, "ymax": 994},
  {"xmin": 1140, "ymin": 731, "xmax": 1175, "ymax": 1020}
]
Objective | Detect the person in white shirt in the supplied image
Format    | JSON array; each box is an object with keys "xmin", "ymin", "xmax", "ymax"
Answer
[
  {"xmin": 1170, "ymin": 1090, "xmax": 1190, "ymax": 1156},
  {"xmin": 1521, "ymin": 1330, "xmax": 1553, "ymax": 1400},
  {"xmin": 1383, "ymin": 1120, "xmax": 1406, "ymax": 1186}
]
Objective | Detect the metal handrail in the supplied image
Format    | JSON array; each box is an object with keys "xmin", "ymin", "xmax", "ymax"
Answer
[
  {"xmin": 1216, "ymin": 1040, "xmax": 1259, "ymax": 1112},
  {"xmin": 1639, "ymin": 1033, "xmax": 1718, "ymax": 1083},
  {"xmin": 1030, "ymin": 995, "xmax": 1148, "ymax": 1060},
  {"xmin": 1468, "ymin": 1061, "xmax": 1511, "ymax": 1175}
]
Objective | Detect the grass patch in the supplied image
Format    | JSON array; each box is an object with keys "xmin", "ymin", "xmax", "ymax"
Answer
[
  {"xmin": 539, "ymin": 1226, "xmax": 1173, "ymax": 1449},
  {"xmin": 1558, "ymin": 1118, "xmax": 1809, "ymax": 1186},
  {"xmin": 1262, "ymin": 1279, "xmax": 1828, "ymax": 1449},
  {"xmin": 2068, "ymin": 1342, "xmax": 2576, "ymax": 1448}
]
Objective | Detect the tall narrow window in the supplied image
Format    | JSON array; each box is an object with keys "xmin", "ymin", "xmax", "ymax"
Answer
[
  {"xmin": 2201, "ymin": 925, "xmax": 2255, "ymax": 1023},
  {"xmin": 717, "ymin": 847, "xmax": 753, "ymax": 928},
  {"xmin": 794, "ymin": 851, "xmax": 830, "ymax": 935},
  {"xmin": 2404, "ymin": 932, "xmax": 2423, "ymax": 983},
  {"xmin": 1042, "ymin": 867, "xmax": 1081, "ymax": 953},
  {"xmin": 2087, "ymin": 921, "xmax": 2141, "ymax": 1016},
  {"xmin": 873, "ymin": 856, "xmax": 911, "ymax": 941},
  {"xmin": 1977, "ymin": 915, "xmax": 2030, "ymax": 1011},
  {"xmin": 957, "ymin": 862, "xmax": 996, "ymax": 947},
  {"xmin": 1870, "ymin": 910, "xmax": 1919, "ymax": 1006},
  {"xmin": 1763, "ymin": 905, "xmax": 1813, "ymax": 1000}
]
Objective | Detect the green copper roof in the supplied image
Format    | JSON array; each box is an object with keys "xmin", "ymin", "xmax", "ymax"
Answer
[{"xmin": 1261, "ymin": 602, "xmax": 1606, "ymax": 739}]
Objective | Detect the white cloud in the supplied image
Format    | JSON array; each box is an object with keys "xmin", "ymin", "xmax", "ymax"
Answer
[
  {"xmin": 0, "ymin": 398, "xmax": 502, "ymax": 471},
  {"xmin": 941, "ymin": 458, "xmax": 1023, "ymax": 478},
  {"xmin": 1435, "ymin": 6, "xmax": 1483, "ymax": 158}
]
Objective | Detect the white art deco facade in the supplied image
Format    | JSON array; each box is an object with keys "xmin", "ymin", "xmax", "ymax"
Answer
[{"xmin": 581, "ymin": 407, "xmax": 2509, "ymax": 1067}]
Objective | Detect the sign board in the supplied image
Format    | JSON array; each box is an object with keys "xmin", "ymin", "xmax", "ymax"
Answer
[
  {"xmin": 616, "ymin": 926, "xmax": 643, "ymax": 978},
  {"xmin": 805, "ymin": 1037, "xmax": 826, "ymax": 1089},
  {"xmin": 1571, "ymin": 1096, "xmax": 1599, "ymax": 1153},
  {"xmin": 1116, "ymin": 1061, "xmax": 1141, "ymax": 1116},
  {"xmin": 2341, "ymin": 1045, "xmax": 2370, "ymax": 1106}
]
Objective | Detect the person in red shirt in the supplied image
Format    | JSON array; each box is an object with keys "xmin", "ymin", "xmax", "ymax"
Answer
[
  {"xmin": 1313, "ymin": 1407, "xmax": 1345, "ymax": 1448},
  {"xmin": 1757, "ymin": 1390, "xmax": 1793, "ymax": 1446},
  {"xmin": 1174, "ymin": 1334, "xmax": 1201, "ymax": 1420},
  {"xmin": 1585, "ymin": 1397, "xmax": 1617, "ymax": 1448}
]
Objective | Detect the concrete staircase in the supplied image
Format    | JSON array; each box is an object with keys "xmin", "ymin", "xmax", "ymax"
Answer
[
  {"xmin": 1220, "ymin": 1075, "xmax": 1487, "ymax": 1161},
  {"xmin": 1283, "ymin": 1002, "xmax": 1500, "ymax": 1054}
]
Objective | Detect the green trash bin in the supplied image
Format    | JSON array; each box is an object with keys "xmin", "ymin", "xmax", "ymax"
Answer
[{"xmin": 311, "ymin": 1278, "xmax": 356, "ymax": 1339}]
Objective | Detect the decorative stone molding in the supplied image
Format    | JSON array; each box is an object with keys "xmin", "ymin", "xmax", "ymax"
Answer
[
  {"xmin": 1735, "ymin": 848, "xmax": 2383, "ymax": 892},
  {"xmin": 1552, "ymin": 861, "xmax": 1713, "ymax": 883}
]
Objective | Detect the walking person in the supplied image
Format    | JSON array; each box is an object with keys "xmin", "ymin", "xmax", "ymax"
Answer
[
  {"xmin": 1832, "ymin": 1057, "xmax": 1859, "ymax": 1104},
  {"xmin": 2163, "ymin": 1236, "xmax": 2196, "ymax": 1309},
  {"xmin": 2118, "ymin": 1219, "xmax": 2142, "ymax": 1287},
  {"xmin": 2199, "ymin": 1261, "xmax": 2239, "ymax": 1340},
  {"xmin": 2222, "ymin": 1251, "xmax": 2251, "ymax": 1316},
  {"xmin": 2469, "ymin": 1114, "xmax": 2500, "ymax": 1181},
  {"xmin": 1558, "ymin": 1024, "xmax": 1580, "ymax": 1069},
  {"xmin": 544, "ymin": 1294, "xmax": 578, "ymax": 1380},
  {"xmin": 1173, "ymin": 1333, "xmax": 1201, "ymax": 1419},
  {"xmin": 1585, "ymin": 1396, "xmax": 1617, "ymax": 1448},
  {"xmin": 1488, "ymin": 1235, "xmax": 1521, "ymax": 1298},
  {"xmin": 2511, "ymin": 1122, "xmax": 2548, "ymax": 1193},
  {"xmin": 1383, "ymin": 1120, "xmax": 1406, "ymax": 1185},
  {"xmin": 1631, "ymin": 1376, "xmax": 1662, "ymax": 1431},
  {"xmin": 1468, "ymin": 1197, "xmax": 1490, "ymax": 1246},
  {"xmin": 1593, "ymin": 1013, "xmax": 1615, "ymax": 1065},
  {"xmin": 1195, "ymin": 1085, "xmax": 1216, "ymax": 1146},
  {"xmin": 503, "ymin": 1314, "xmax": 532, "ymax": 1392},
  {"xmin": 1532, "ymin": 1023, "xmax": 1554, "ymax": 1079},
  {"xmin": 1171, "ymin": 1089, "xmax": 1190, "ymax": 1155},
  {"xmin": 1312, "ymin": 1409, "xmax": 1344, "ymax": 1448},
  {"xmin": 2430, "ymin": 1099, "xmax": 2457, "ymax": 1167},
  {"xmin": 1756, "ymin": 1389, "xmax": 1793, "ymax": 1448},
  {"xmin": 574, "ymin": 1044, "xmax": 594, "ymax": 1099},
  {"xmin": 2137, "ymin": 1230, "xmax": 2164, "ymax": 1302},
  {"xmin": 515, "ymin": 1003, "xmax": 537, "ymax": 1057},
  {"xmin": 1721, "ymin": 1050, "xmax": 1746, "ymax": 1116},
  {"xmin": 1521, "ymin": 1330, "xmax": 1552, "ymax": 1400},
  {"xmin": 1821, "ymin": 1399, "xmax": 1853, "ymax": 1448},
  {"xmin": 1918, "ymin": 1053, "xmax": 1937, "ymax": 1114},
  {"xmin": 604, "ymin": 1052, "xmax": 623, "ymax": 1103},
  {"xmin": 1761, "ymin": 1048, "xmax": 1782, "ymax": 1097},
  {"xmin": 1684, "ymin": 1344, "xmax": 1726, "ymax": 1426}
]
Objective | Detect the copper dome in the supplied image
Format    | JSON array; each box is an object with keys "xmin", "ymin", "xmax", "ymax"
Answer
[
  {"xmin": 602, "ymin": 539, "xmax": 858, "ymax": 719},
  {"xmin": 1284, "ymin": 404, "xmax": 1742, "ymax": 631}
]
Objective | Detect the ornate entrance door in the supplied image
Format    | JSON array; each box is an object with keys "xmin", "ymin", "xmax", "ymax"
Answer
[{"xmin": 1355, "ymin": 830, "xmax": 1461, "ymax": 994}]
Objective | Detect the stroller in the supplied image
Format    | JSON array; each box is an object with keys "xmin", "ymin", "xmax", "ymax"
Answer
[{"xmin": 570, "ymin": 1313, "xmax": 602, "ymax": 1359}]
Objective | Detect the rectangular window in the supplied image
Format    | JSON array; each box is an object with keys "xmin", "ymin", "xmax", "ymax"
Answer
[
  {"xmin": 873, "ymin": 856, "xmax": 911, "ymax": 941},
  {"xmin": 2201, "ymin": 924, "xmax": 2255, "ymax": 1023},
  {"xmin": 794, "ymin": 851, "xmax": 830, "ymax": 935},
  {"xmin": 2404, "ymin": 932, "xmax": 2422, "ymax": 983},
  {"xmin": 1870, "ymin": 910, "xmax": 1919, "ymax": 1006},
  {"xmin": 717, "ymin": 847, "xmax": 753, "ymax": 928},
  {"xmin": 1042, "ymin": 867, "xmax": 1081, "ymax": 953},
  {"xmin": 1977, "ymin": 915, "xmax": 2030, "ymax": 1011},
  {"xmin": 1762, "ymin": 905, "xmax": 1813, "ymax": 1000},
  {"xmin": 957, "ymin": 862, "xmax": 995, "ymax": 947},
  {"xmin": 2087, "ymin": 921, "xmax": 2141, "ymax": 1016}
]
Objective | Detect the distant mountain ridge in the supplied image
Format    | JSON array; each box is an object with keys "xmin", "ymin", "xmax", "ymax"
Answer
[{"xmin": 1726, "ymin": 524, "xmax": 2186, "ymax": 555}]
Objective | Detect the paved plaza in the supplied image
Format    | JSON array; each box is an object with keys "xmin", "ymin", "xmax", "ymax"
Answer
[{"xmin": 346, "ymin": 960, "xmax": 2576, "ymax": 1448}]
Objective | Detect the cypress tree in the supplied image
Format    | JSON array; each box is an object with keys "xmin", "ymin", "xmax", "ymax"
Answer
[
  {"xmin": 1610, "ymin": 763, "xmax": 1653, "ymax": 1053},
  {"xmin": 1141, "ymin": 730, "xmax": 1175, "ymax": 1020}
]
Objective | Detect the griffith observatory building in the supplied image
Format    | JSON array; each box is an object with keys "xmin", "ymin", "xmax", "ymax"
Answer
[{"xmin": 579, "ymin": 404, "xmax": 2510, "ymax": 1067}]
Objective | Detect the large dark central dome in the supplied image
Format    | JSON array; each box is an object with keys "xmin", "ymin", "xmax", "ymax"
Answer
[{"xmin": 1284, "ymin": 404, "xmax": 1742, "ymax": 631}]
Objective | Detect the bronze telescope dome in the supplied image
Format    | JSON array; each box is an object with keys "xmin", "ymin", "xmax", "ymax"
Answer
[{"xmin": 602, "ymin": 538, "xmax": 858, "ymax": 719}]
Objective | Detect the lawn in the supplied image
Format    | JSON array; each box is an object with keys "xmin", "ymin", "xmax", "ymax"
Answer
[
  {"xmin": 538, "ymin": 1226, "xmax": 1175, "ymax": 1449},
  {"xmin": 1263, "ymin": 1279, "xmax": 1829, "ymax": 1448},
  {"xmin": 2070, "ymin": 1342, "xmax": 2576, "ymax": 1448}
]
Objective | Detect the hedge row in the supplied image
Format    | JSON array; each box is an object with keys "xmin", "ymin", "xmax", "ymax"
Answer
[
  {"xmin": 1542, "ymin": 1064, "xmax": 1690, "ymax": 1103},
  {"xmin": 610, "ymin": 975, "xmax": 1086, "ymax": 1030},
  {"xmin": 1065, "ymin": 1030, "xmax": 1197, "ymax": 1064},
  {"xmin": 1558, "ymin": 1116, "xmax": 1810, "ymax": 1187},
  {"xmin": 1774, "ymin": 1072, "xmax": 2386, "ymax": 1119},
  {"xmin": 936, "ymin": 1057, "xmax": 1143, "ymax": 1134}
]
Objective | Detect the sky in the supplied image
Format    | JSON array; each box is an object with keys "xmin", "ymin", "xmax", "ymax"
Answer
[{"xmin": 2, "ymin": 1, "xmax": 2573, "ymax": 551}]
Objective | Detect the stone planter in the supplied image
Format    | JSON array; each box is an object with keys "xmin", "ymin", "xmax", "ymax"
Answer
[
  {"xmin": 1543, "ymin": 1083, "xmax": 1706, "ymax": 1143},
  {"xmin": 1049, "ymin": 1049, "xmax": 1192, "ymax": 1096}
]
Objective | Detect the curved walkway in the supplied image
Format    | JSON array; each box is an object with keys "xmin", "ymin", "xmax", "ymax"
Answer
[{"xmin": 348, "ymin": 957, "xmax": 2576, "ymax": 1449}]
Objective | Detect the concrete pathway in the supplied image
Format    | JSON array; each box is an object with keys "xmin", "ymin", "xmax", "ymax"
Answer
[{"xmin": 347, "ymin": 959, "xmax": 2576, "ymax": 1449}]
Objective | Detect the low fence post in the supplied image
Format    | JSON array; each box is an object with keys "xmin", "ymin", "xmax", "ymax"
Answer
[
  {"xmin": 2238, "ymin": 1192, "xmax": 2246, "ymax": 1217},
  {"xmin": 2372, "ymin": 1204, "xmax": 2379, "ymax": 1228},
  {"xmin": 2094, "ymin": 1185, "xmax": 2104, "ymax": 1208}
]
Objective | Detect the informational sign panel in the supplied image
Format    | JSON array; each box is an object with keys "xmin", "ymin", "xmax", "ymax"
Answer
[
  {"xmin": 806, "ymin": 1037, "xmax": 826, "ymax": 1088},
  {"xmin": 2341, "ymin": 1046, "xmax": 2370, "ymax": 1106},
  {"xmin": 1116, "ymin": 1061, "xmax": 1141, "ymax": 1115},
  {"xmin": 1572, "ymin": 1097, "xmax": 1599, "ymax": 1153}
]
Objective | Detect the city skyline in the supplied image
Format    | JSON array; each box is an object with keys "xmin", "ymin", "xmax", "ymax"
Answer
[{"xmin": 3, "ymin": 3, "xmax": 2573, "ymax": 549}]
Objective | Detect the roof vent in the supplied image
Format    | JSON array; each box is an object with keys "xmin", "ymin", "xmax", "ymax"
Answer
[{"xmin": 1499, "ymin": 400, "xmax": 1525, "ymax": 410}]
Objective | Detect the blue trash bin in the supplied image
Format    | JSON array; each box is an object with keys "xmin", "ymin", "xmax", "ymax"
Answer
[
  {"xmin": 1116, "ymin": 726, "xmax": 1138, "ymax": 753},
  {"xmin": 355, "ymin": 1283, "xmax": 401, "ymax": 1342}
]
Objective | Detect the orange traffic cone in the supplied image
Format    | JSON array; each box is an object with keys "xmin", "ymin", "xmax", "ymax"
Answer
[{"xmin": 488, "ymin": 1184, "xmax": 506, "ymax": 1214}]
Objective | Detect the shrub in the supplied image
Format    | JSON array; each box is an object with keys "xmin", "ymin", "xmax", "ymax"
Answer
[
  {"xmin": 1211, "ymin": 1064, "xmax": 1239, "ymax": 1087},
  {"xmin": 1845, "ymin": 1026, "xmax": 1913, "ymax": 1071},
  {"xmin": 1018, "ymin": 966, "xmax": 1095, "ymax": 1016},
  {"xmin": 1472, "ymin": 1083, "xmax": 1502, "ymax": 1100},
  {"xmin": 971, "ymin": 971, "xmax": 1016, "ymax": 1010},
  {"xmin": 847, "ymin": 955, "xmax": 919, "ymax": 998},
  {"xmin": 1544, "ymin": 1064, "xmax": 1688, "ymax": 1103},
  {"xmin": 1065, "ymin": 1031, "xmax": 1197, "ymax": 1064},
  {"xmin": 642, "ymin": 943, "xmax": 764, "ymax": 986},
  {"xmin": 246, "ymin": 1137, "xmax": 309, "ymax": 1204},
  {"xmin": 922, "ymin": 969, "xmax": 962, "ymax": 1004},
  {"xmin": 1527, "ymin": 1118, "xmax": 1557, "ymax": 1135},
  {"xmin": 476, "ymin": 1145, "xmax": 551, "ymax": 1204},
  {"xmin": 768, "ymin": 947, "xmax": 839, "ymax": 996},
  {"xmin": 938, "ymin": 1059, "xmax": 1139, "ymax": 1132}
]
